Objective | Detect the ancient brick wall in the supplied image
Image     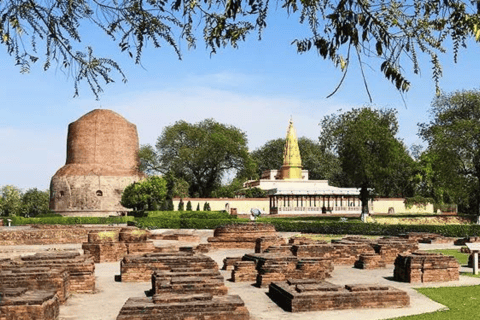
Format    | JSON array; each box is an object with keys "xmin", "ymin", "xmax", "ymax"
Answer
[{"xmin": 49, "ymin": 109, "xmax": 145, "ymax": 217}]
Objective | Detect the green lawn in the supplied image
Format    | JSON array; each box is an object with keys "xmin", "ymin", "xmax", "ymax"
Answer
[
  {"xmin": 389, "ymin": 286, "xmax": 480, "ymax": 319},
  {"xmin": 388, "ymin": 249, "xmax": 480, "ymax": 319}
]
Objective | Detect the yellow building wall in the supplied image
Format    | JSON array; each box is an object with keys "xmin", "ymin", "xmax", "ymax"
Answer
[
  {"xmin": 372, "ymin": 198, "xmax": 434, "ymax": 214},
  {"xmin": 173, "ymin": 197, "xmax": 434, "ymax": 214},
  {"xmin": 172, "ymin": 198, "xmax": 269, "ymax": 214}
]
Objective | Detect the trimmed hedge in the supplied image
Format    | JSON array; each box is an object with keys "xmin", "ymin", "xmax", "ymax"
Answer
[
  {"xmin": 5, "ymin": 216, "xmax": 134, "ymax": 226},
  {"xmin": 258, "ymin": 216, "xmax": 361, "ymax": 223},
  {"xmin": 267, "ymin": 220, "xmax": 480, "ymax": 237},
  {"xmin": 135, "ymin": 218, "xmax": 248, "ymax": 229},
  {"xmin": 133, "ymin": 211, "xmax": 236, "ymax": 219}
]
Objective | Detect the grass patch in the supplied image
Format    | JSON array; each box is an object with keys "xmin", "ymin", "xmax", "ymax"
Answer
[
  {"xmin": 425, "ymin": 249, "xmax": 469, "ymax": 265},
  {"xmin": 389, "ymin": 285, "xmax": 480, "ymax": 320}
]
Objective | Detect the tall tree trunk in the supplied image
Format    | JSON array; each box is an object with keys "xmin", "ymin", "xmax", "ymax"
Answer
[{"xmin": 360, "ymin": 185, "xmax": 370, "ymax": 222}]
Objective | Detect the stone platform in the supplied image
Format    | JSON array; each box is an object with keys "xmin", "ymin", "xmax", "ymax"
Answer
[
  {"xmin": 120, "ymin": 252, "xmax": 219, "ymax": 282},
  {"xmin": 268, "ymin": 279, "xmax": 410, "ymax": 312},
  {"xmin": 394, "ymin": 252, "xmax": 459, "ymax": 283},
  {"xmin": 207, "ymin": 223, "xmax": 278, "ymax": 249},
  {"xmin": 116, "ymin": 293, "xmax": 250, "ymax": 320},
  {"xmin": 0, "ymin": 288, "xmax": 59, "ymax": 320}
]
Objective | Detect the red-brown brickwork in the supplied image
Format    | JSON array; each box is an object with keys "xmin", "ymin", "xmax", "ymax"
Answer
[
  {"xmin": 255, "ymin": 236, "xmax": 286, "ymax": 253},
  {"xmin": 120, "ymin": 252, "xmax": 219, "ymax": 282},
  {"xmin": 354, "ymin": 253, "xmax": 386, "ymax": 269},
  {"xmin": 152, "ymin": 270, "xmax": 228, "ymax": 296},
  {"xmin": 222, "ymin": 257, "xmax": 243, "ymax": 271},
  {"xmin": 240, "ymin": 253, "xmax": 333, "ymax": 287},
  {"xmin": 269, "ymin": 279, "xmax": 410, "ymax": 312},
  {"xmin": 230, "ymin": 261, "xmax": 257, "ymax": 282},
  {"xmin": 0, "ymin": 267, "xmax": 70, "ymax": 304},
  {"xmin": 150, "ymin": 231, "xmax": 200, "ymax": 242},
  {"xmin": 394, "ymin": 252, "xmax": 459, "ymax": 283},
  {"xmin": 116, "ymin": 294, "xmax": 250, "ymax": 320},
  {"xmin": 0, "ymin": 225, "xmax": 123, "ymax": 246},
  {"xmin": 82, "ymin": 229, "xmax": 158, "ymax": 263},
  {"xmin": 49, "ymin": 109, "xmax": 145, "ymax": 217},
  {"xmin": 0, "ymin": 288, "xmax": 60, "ymax": 320},
  {"xmin": 207, "ymin": 223, "xmax": 278, "ymax": 249}
]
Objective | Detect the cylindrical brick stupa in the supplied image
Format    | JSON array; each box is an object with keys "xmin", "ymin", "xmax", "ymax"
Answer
[{"xmin": 49, "ymin": 109, "xmax": 145, "ymax": 216}]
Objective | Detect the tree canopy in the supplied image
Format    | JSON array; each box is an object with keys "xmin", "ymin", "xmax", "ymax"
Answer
[
  {"xmin": 121, "ymin": 176, "xmax": 167, "ymax": 211},
  {"xmin": 319, "ymin": 107, "xmax": 414, "ymax": 213},
  {"xmin": 2, "ymin": 0, "xmax": 480, "ymax": 98},
  {"xmin": 143, "ymin": 118, "xmax": 250, "ymax": 197},
  {"xmin": 419, "ymin": 89, "xmax": 480, "ymax": 215},
  {"xmin": 0, "ymin": 185, "xmax": 50, "ymax": 216}
]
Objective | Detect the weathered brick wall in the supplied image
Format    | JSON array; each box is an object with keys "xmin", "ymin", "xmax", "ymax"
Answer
[
  {"xmin": 0, "ymin": 289, "xmax": 60, "ymax": 320},
  {"xmin": 394, "ymin": 252, "xmax": 459, "ymax": 283},
  {"xmin": 269, "ymin": 280, "xmax": 410, "ymax": 312},
  {"xmin": 0, "ymin": 226, "xmax": 123, "ymax": 245},
  {"xmin": 207, "ymin": 223, "xmax": 278, "ymax": 249},
  {"xmin": 49, "ymin": 109, "xmax": 146, "ymax": 217}
]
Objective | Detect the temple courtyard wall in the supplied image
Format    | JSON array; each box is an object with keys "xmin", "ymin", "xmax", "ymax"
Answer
[{"xmin": 172, "ymin": 198, "xmax": 434, "ymax": 215}]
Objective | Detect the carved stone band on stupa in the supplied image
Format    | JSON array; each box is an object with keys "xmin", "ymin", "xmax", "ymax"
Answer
[{"xmin": 49, "ymin": 109, "xmax": 145, "ymax": 217}]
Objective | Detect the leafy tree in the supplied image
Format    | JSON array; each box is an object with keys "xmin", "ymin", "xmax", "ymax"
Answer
[
  {"xmin": 138, "ymin": 145, "xmax": 161, "ymax": 176},
  {"xmin": 121, "ymin": 176, "xmax": 167, "ymax": 211},
  {"xmin": 149, "ymin": 119, "xmax": 250, "ymax": 197},
  {"xmin": 22, "ymin": 188, "xmax": 50, "ymax": 217},
  {"xmin": 419, "ymin": 89, "xmax": 480, "ymax": 215},
  {"xmin": 250, "ymin": 137, "xmax": 342, "ymax": 183},
  {"xmin": 211, "ymin": 179, "xmax": 244, "ymax": 198},
  {"xmin": 0, "ymin": 185, "xmax": 23, "ymax": 216},
  {"xmin": 320, "ymin": 107, "xmax": 414, "ymax": 215},
  {"xmin": 2, "ymin": 0, "xmax": 479, "ymax": 98},
  {"xmin": 196, "ymin": 203, "xmax": 200, "ymax": 211},
  {"xmin": 186, "ymin": 201, "xmax": 192, "ymax": 211},
  {"xmin": 203, "ymin": 202, "xmax": 208, "ymax": 211}
]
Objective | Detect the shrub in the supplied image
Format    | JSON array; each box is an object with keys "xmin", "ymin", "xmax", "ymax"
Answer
[
  {"xmin": 186, "ymin": 201, "xmax": 192, "ymax": 211},
  {"xmin": 196, "ymin": 203, "xmax": 200, "ymax": 211},
  {"xmin": 178, "ymin": 200, "xmax": 184, "ymax": 211},
  {"xmin": 135, "ymin": 218, "xmax": 248, "ymax": 229}
]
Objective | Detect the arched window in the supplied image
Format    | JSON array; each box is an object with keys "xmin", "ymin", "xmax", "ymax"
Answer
[
  {"xmin": 96, "ymin": 190, "xmax": 103, "ymax": 196},
  {"xmin": 59, "ymin": 191, "xmax": 65, "ymax": 197}
]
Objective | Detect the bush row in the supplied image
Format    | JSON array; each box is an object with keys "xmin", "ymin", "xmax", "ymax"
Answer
[
  {"xmin": 267, "ymin": 220, "xmax": 480, "ymax": 237},
  {"xmin": 131, "ymin": 211, "xmax": 236, "ymax": 219},
  {"xmin": 5, "ymin": 216, "xmax": 134, "ymax": 226},
  {"xmin": 134, "ymin": 218, "xmax": 249, "ymax": 229}
]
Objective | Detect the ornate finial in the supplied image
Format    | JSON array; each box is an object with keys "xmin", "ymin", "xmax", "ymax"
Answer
[{"xmin": 281, "ymin": 118, "xmax": 302, "ymax": 180}]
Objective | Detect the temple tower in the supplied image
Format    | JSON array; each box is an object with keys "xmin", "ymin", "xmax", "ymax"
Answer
[
  {"xmin": 280, "ymin": 119, "xmax": 303, "ymax": 180},
  {"xmin": 49, "ymin": 109, "xmax": 145, "ymax": 216}
]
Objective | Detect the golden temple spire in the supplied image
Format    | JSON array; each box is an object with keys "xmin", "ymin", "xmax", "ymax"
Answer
[{"xmin": 281, "ymin": 118, "xmax": 302, "ymax": 180}]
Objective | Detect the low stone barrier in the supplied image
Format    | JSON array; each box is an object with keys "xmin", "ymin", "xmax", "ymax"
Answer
[
  {"xmin": 207, "ymin": 223, "xmax": 277, "ymax": 249},
  {"xmin": 116, "ymin": 294, "xmax": 250, "ymax": 320},
  {"xmin": 394, "ymin": 252, "xmax": 459, "ymax": 283},
  {"xmin": 0, "ymin": 225, "xmax": 122, "ymax": 245},
  {"xmin": 0, "ymin": 288, "xmax": 60, "ymax": 320},
  {"xmin": 269, "ymin": 279, "xmax": 410, "ymax": 312}
]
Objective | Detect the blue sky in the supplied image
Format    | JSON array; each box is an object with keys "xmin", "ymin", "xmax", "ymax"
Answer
[{"xmin": 1, "ymin": 10, "xmax": 480, "ymax": 191}]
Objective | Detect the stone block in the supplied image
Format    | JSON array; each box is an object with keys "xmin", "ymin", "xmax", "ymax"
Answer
[
  {"xmin": 269, "ymin": 280, "xmax": 410, "ymax": 312},
  {"xmin": 394, "ymin": 252, "xmax": 459, "ymax": 283},
  {"xmin": 0, "ymin": 289, "xmax": 60, "ymax": 320},
  {"xmin": 207, "ymin": 223, "xmax": 277, "ymax": 249},
  {"xmin": 116, "ymin": 294, "xmax": 250, "ymax": 320}
]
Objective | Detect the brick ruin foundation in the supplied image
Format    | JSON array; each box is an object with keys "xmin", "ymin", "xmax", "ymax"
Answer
[
  {"xmin": 0, "ymin": 225, "xmax": 123, "ymax": 246},
  {"xmin": 116, "ymin": 293, "xmax": 250, "ymax": 320},
  {"xmin": 269, "ymin": 279, "xmax": 410, "ymax": 312},
  {"xmin": 400, "ymin": 232, "xmax": 454, "ymax": 244},
  {"xmin": 207, "ymin": 223, "xmax": 278, "ymax": 249},
  {"xmin": 0, "ymin": 288, "xmax": 60, "ymax": 320},
  {"xmin": 120, "ymin": 251, "xmax": 219, "ymax": 282},
  {"xmin": 230, "ymin": 235, "xmax": 418, "ymax": 285},
  {"xmin": 117, "ymin": 248, "xmax": 250, "ymax": 319},
  {"xmin": 150, "ymin": 231, "xmax": 201, "ymax": 242},
  {"xmin": 82, "ymin": 228, "xmax": 158, "ymax": 262},
  {"xmin": 394, "ymin": 252, "xmax": 459, "ymax": 283}
]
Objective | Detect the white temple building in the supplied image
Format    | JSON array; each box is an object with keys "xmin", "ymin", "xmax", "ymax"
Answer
[{"xmin": 244, "ymin": 119, "xmax": 372, "ymax": 214}]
